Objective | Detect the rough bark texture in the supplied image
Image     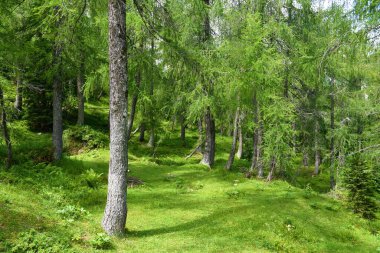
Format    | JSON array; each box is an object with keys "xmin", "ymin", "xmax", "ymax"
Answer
[
  {"xmin": 14, "ymin": 72, "xmax": 22, "ymax": 112},
  {"xmin": 201, "ymin": 107, "xmax": 215, "ymax": 167},
  {"xmin": 52, "ymin": 44, "xmax": 63, "ymax": 160},
  {"xmin": 0, "ymin": 87, "xmax": 12, "ymax": 169},
  {"xmin": 127, "ymin": 70, "xmax": 141, "ymax": 140},
  {"xmin": 330, "ymin": 79, "xmax": 336, "ymax": 189},
  {"xmin": 102, "ymin": 0, "xmax": 128, "ymax": 236},
  {"xmin": 77, "ymin": 56, "xmax": 85, "ymax": 126},
  {"xmin": 225, "ymin": 107, "xmax": 240, "ymax": 170}
]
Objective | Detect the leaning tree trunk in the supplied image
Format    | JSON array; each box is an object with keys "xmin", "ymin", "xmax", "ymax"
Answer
[
  {"xmin": 267, "ymin": 157, "xmax": 277, "ymax": 181},
  {"xmin": 127, "ymin": 70, "xmax": 141, "ymax": 140},
  {"xmin": 77, "ymin": 54, "xmax": 85, "ymax": 126},
  {"xmin": 0, "ymin": 87, "xmax": 12, "ymax": 169},
  {"xmin": 329, "ymin": 78, "xmax": 336, "ymax": 189},
  {"xmin": 225, "ymin": 107, "xmax": 240, "ymax": 170},
  {"xmin": 14, "ymin": 71, "xmax": 22, "ymax": 112},
  {"xmin": 201, "ymin": 107, "xmax": 215, "ymax": 167},
  {"xmin": 102, "ymin": 0, "xmax": 128, "ymax": 236}
]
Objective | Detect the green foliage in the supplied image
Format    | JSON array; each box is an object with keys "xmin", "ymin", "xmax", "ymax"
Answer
[
  {"xmin": 89, "ymin": 233, "xmax": 112, "ymax": 250},
  {"xmin": 11, "ymin": 229, "xmax": 71, "ymax": 253},
  {"xmin": 343, "ymin": 154, "xmax": 378, "ymax": 220},
  {"xmin": 64, "ymin": 125, "xmax": 108, "ymax": 151},
  {"xmin": 80, "ymin": 168, "xmax": 104, "ymax": 189},
  {"xmin": 56, "ymin": 205, "xmax": 89, "ymax": 222}
]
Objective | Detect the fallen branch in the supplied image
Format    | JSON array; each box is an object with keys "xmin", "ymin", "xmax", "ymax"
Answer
[{"xmin": 185, "ymin": 141, "xmax": 204, "ymax": 159}]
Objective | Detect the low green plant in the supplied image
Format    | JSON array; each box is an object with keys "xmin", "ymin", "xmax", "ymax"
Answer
[
  {"xmin": 90, "ymin": 233, "xmax": 112, "ymax": 250},
  {"xmin": 64, "ymin": 125, "xmax": 108, "ymax": 151},
  {"xmin": 81, "ymin": 169, "xmax": 104, "ymax": 189},
  {"xmin": 56, "ymin": 205, "xmax": 89, "ymax": 221},
  {"xmin": 11, "ymin": 229, "xmax": 71, "ymax": 253}
]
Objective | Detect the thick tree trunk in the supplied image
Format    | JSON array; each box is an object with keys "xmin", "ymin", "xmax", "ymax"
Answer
[
  {"xmin": 102, "ymin": 0, "xmax": 128, "ymax": 236},
  {"xmin": 330, "ymin": 78, "xmax": 336, "ymax": 189},
  {"xmin": 14, "ymin": 72, "xmax": 22, "ymax": 112},
  {"xmin": 77, "ymin": 57, "xmax": 85, "ymax": 126},
  {"xmin": 201, "ymin": 107, "xmax": 215, "ymax": 167},
  {"xmin": 139, "ymin": 123, "xmax": 145, "ymax": 142},
  {"xmin": 52, "ymin": 45, "xmax": 63, "ymax": 160},
  {"xmin": 148, "ymin": 129, "xmax": 155, "ymax": 147},
  {"xmin": 127, "ymin": 70, "xmax": 141, "ymax": 140},
  {"xmin": 225, "ymin": 107, "xmax": 240, "ymax": 170},
  {"xmin": 180, "ymin": 114, "xmax": 186, "ymax": 146},
  {"xmin": 236, "ymin": 114, "xmax": 243, "ymax": 159},
  {"xmin": 0, "ymin": 87, "xmax": 12, "ymax": 169}
]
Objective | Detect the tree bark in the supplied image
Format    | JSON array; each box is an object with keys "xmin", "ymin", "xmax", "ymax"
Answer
[
  {"xmin": 330, "ymin": 78, "xmax": 336, "ymax": 189},
  {"xmin": 14, "ymin": 71, "xmax": 22, "ymax": 112},
  {"xmin": 250, "ymin": 91, "xmax": 263, "ymax": 177},
  {"xmin": 0, "ymin": 87, "xmax": 12, "ymax": 169},
  {"xmin": 201, "ymin": 107, "xmax": 215, "ymax": 167},
  {"xmin": 127, "ymin": 70, "xmax": 141, "ymax": 140},
  {"xmin": 102, "ymin": 0, "xmax": 128, "ymax": 236},
  {"xmin": 147, "ymin": 36, "xmax": 155, "ymax": 148},
  {"xmin": 139, "ymin": 123, "xmax": 145, "ymax": 142},
  {"xmin": 225, "ymin": 107, "xmax": 240, "ymax": 170},
  {"xmin": 236, "ymin": 113, "xmax": 243, "ymax": 159},
  {"xmin": 77, "ymin": 54, "xmax": 85, "ymax": 126},
  {"xmin": 266, "ymin": 157, "xmax": 277, "ymax": 181},
  {"xmin": 180, "ymin": 113, "xmax": 186, "ymax": 146}
]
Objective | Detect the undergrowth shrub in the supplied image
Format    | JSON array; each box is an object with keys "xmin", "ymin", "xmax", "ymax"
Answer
[
  {"xmin": 90, "ymin": 233, "xmax": 112, "ymax": 250},
  {"xmin": 56, "ymin": 205, "xmax": 89, "ymax": 221},
  {"xmin": 11, "ymin": 229, "xmax": 72, "ymax": 253},
  {"xmin": 81, "ymin": 169, "xmax": 104, "ymax": 189},
  {"xmin": 64, "ymin": 125, "xmax": 108, "ymax": 152}
]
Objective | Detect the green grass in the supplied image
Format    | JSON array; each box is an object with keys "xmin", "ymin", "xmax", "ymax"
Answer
[{"xmin": 0, "ymin": 116, "xmax": 379, "ymax": 252}]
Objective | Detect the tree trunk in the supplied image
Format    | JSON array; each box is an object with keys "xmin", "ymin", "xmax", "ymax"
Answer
[
  {"xmin": 313, "ymin": 120, "xmax": 320, "ymax": 175},
  {"xmin": 77, "ymin": 56, "xmax": 85, "ymax": 126},
  {"xmin": 127, "ymin": 70, "xmax": 141, "ymax": 140},
  {"xmin": 225, "ymin": 107, "xmax": 240, "ymax": 170},
  {"xmin": 201, "ymin": 107, "xmax": 215, "ymax": 167},
  {"xmin": 250, "ymin": 91, "xmax": 263, "ymax": 178},
  {"xmin": 180, "ymin": 113, "xmax": 186, "ymax": 146},
  {"xmin": 197, "ymin": 119, "xmax": 203, "ymax": 152},
  {"xmin": 52, "ymin": 44, "xmax": 63, "ymax": 160},
  {"xmin": 266, "ymin": 157, "xmax": 277, "ymax": 181},
  {"xmin": 330, "ymin": 78, "xmax": 336, "ymax": 189},
  {"xmin": 102, "ymin": 0, "xmax": 128, "ymax": 236},
  {"xmin": 139, "ymin": 123, "xmax": 145, "ymax": 142},
  {"xmin": 147, "ymin": 36, "xmax": 155, "ymax": 148},
  {"xmin": 236, "ymin": 113, "xmax": 243, "ymax": 159},
  {"xmin": 14, "ymin": 72, "xmax": 22, "ymax": 112},
  {"xmin": 0, "ymin": 87, "xmax": 12, "ymax": 169}
]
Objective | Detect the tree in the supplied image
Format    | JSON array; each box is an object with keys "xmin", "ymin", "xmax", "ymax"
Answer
[{"xmin": 102, "ymin": 0, "xmax": 128, "ymax": 236}]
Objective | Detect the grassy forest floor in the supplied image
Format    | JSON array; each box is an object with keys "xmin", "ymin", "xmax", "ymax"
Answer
[{"xmin": 0, "ymin": 103, "xmax": 379, "ymax": 253}]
